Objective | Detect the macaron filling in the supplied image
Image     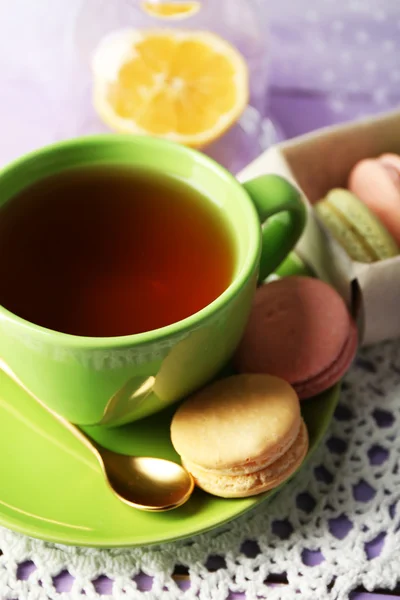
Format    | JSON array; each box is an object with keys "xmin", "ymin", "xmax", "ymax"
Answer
[{"xmin": 182, "ymin": 420, "xmax": 309, "ymax": 498}]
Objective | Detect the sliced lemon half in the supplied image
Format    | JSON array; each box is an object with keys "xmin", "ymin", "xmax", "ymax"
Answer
[{"xmin": 92, "ymin": 29, "xmax": 249, "ymax": 148}]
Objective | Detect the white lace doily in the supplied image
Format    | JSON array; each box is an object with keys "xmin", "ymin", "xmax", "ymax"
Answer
[{"xmin": 1, "ymin": 338, "xmax": 400, "ymax": 599}]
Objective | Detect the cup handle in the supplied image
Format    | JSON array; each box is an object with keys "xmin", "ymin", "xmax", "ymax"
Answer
[{"xmin": 243, "ymin": 174, "xmax": 306, "ymax": 283}]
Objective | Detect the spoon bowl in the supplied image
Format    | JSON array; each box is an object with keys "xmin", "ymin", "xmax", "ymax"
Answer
[
  {"xmin": 93, "ymin": 447, "xmax": 194, "ymax": 511},
  {"xmin": 0, "ymin": 359, "xmax": 194, "ymax": 512}
]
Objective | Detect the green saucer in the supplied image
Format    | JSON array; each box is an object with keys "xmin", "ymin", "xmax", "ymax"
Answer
[{"xmin": 0, "ymin": 365, "xmax": 339, "ymax": 548}]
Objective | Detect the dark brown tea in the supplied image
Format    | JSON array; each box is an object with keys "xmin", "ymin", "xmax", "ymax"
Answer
[{"xmin": 0, "ymin": 166, "xmax": 235, "ymax": 337}]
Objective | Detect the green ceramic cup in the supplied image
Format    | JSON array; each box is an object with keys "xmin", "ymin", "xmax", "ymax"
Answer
[{"xmin": 0, "ymin": 135, "xmax": 306, "ymax": 426}]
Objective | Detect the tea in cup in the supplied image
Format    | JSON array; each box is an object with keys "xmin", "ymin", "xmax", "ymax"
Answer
[{"xmin": 0, "ymin": 135, "xmax": 305, "ymax": 426}]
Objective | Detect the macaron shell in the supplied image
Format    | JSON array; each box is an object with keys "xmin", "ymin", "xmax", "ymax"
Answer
[
  {"xmin": 348, "ymin": 156, "xmax": 400, "ymax": 246},
  {"xmin": 294, "ymin": 317, "xmax": 358, "ymax": 399},
  {"xmin": 170, "ymin": 374, "xmax": 301, "ymax": 472},
  {"xmin": 315, "ymin": 197, "xmax": 376, "ymax": 263},
  {"xmin": 316, "ymin": 188, "xmax": 399, "ymax": 262},
  {"xmin": 234, "ymin": 277, "xmax": 353, "ymax": 393},
  {"xmin": 183, "ymin": 420, "xmax": 309, "ymax": 498}
]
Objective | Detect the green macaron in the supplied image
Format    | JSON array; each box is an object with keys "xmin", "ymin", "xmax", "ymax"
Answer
[{"xmin": 315, "ymin": 188, "xmax": 399, "ymax": 263}]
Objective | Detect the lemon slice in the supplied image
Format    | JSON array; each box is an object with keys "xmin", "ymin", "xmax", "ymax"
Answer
[
  {"xmin": 92, "ymin": 29, "xmax": 249, "ymax": 148},
  {"xmin": 141, "ymin": 1, "xmax": 201, "ymax": 20}
]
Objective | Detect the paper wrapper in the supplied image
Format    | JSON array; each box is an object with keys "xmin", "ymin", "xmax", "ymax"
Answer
[{"xmin": 238, "ymin": 109, "xmax": 400, "ymax": 347}]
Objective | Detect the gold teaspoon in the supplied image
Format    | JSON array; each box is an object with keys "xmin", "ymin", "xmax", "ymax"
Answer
[{"xmin": 0, "ymin": 359, "xmax": 194, "ymax": 512}]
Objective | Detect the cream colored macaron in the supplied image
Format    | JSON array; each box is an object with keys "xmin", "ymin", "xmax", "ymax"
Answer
[{"xmin": 170, "ymin": 374, "xmax": 309, "ymax": 498}]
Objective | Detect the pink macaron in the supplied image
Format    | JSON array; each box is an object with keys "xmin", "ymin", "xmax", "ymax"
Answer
[
  {"xmin": 348, "ymin": 153, "xmax": 400, "ymax": 246},
  {"xmin": 234, "ymin": 276, "xmax": 358, "ymax": 399}
]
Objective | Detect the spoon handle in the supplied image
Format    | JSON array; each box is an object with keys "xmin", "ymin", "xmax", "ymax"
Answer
[{"xmin": 0, "ymin": 358, "xmax": 105, "ymax": 463}]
